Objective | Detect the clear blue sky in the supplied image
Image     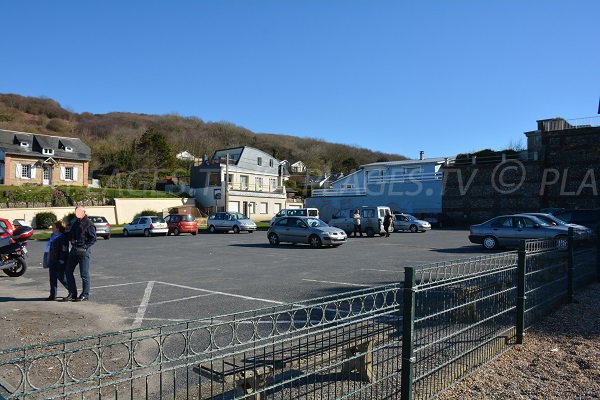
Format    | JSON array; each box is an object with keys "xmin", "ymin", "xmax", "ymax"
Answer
[{"xmin": 2, "ymin": 1, "xmax": 598, "ymax": 159}]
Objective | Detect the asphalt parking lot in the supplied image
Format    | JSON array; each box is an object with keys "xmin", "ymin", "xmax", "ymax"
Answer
[{"xmin": 7, "ymin": 229, "xmax": 488, "ymax": 329}]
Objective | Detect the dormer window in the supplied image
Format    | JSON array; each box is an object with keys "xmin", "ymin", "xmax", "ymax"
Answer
[
  {"xmin": 64, "ymin": 146, "xmax": 73, "ymax": 152},
  {"xmin": 43, "ymin": 148, "xmax": 54, "ymax": 155},
  {"xmin": 20, "ymin": 142, "xmax": 29, "ymax": 148}
]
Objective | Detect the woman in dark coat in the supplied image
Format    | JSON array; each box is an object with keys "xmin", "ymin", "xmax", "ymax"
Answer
[
  {"xmin": 383, "ymin": 210, "xmax": 394, "ymax": 238},
  {"xmin": 47, "ymin": 221, "xmax": 69, "ymax": 300}
]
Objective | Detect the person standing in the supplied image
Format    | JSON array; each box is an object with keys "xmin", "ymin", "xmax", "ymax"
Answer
[
  {"xmin": 383, "ymin": 210, "xmax": 393, "ymax": 238},
  {"xmin": 47, "ymin": 221, "xmax": 69, "ymax": 300},
  {"xmin": 352, "ymin": 209, "xmax": 363, "ymax": 237},
  {"xmin": 63, "ymin": 206, "xmax": 96, "ymax": 302}
]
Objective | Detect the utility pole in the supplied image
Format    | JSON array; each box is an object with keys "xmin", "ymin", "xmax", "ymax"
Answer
[{"xmin": 224, "ymin": 153, "xmax": 229, "ymax": 212}]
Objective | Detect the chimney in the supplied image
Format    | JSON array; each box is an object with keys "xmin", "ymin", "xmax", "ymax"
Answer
[{"xmin": 419, "ymin": 151, "xmax": 424, "ymax": 160}]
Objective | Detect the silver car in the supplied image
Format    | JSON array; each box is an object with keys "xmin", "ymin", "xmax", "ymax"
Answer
[
  {"xmin": 469, "ymin": 214, "xmax": 570, "ymax": 250},
  {"xmin": 523, "ymin": 213, "xmax": 593, "ymax": 240},
  {"xmin": 89, "ymin": 216, "xmax": 111, "ymax": 240},
  {"xmin": 207, "ymin": 212, "xmax": 257, "ymax": 233},
  {"xmin": 267, "ymin": 217, "xmax": 347, "ymax": 248},
  {"xmin": 394, "ymin": 213, "xmax": 431, "ymax": 233}
]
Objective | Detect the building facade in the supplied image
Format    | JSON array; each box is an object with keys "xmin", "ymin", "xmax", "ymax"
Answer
[
  {"xmin": 190, "ymin": 146, "xmax": 289, "ymax": 221},
  {"xmin": 307, "ymin": 158, "xmax": 448, "ymax": 222},
  {"xmin": 0, "ymin": 129, "xmax": 91, "ymax": 187}
]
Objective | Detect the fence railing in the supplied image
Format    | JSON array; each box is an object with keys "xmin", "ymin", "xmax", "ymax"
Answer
[
  {"xmin": 540, "ymin": 116, "xmax": 600, "ymax": 132},
  {"xmin": 1, "ymin": 232, "xmax": 598, "ymax": 399}
]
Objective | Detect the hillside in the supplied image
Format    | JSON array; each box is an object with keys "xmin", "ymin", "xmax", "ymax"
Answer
[{"xmin": 0, "ymin": 94, "xmax": 407, "ymax": 177}]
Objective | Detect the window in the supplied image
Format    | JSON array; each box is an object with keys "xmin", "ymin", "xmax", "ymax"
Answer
[
  {"xmin": 65, "ymin": 146, "xmax": 73, "ymax": 152},
  {"xmin": 334, "ymin": 210, "xmax": 349, "ymax": 219},
  {"xmin": 257, "ymin": 157, "xmax": 262, "ymax": 166},
  {"xmin": 248, "ymin": 202, "xmax": 255, "ymax": 214},
  {"xmin": 240, "ymin": 175, "xmax": 249, "ymax": 190},
  {"xmin": 227, "ymin": 174, "xmax": 234, "ymax": 184},
  {"xmin": 270, "ymin": 178, "xmax": 277, "ymax": 190},
  {"xmin": 260, "ymin": 202, "xmax": 268, "ymax": 214},
  {"xmin": 65, "ymin": 167, "xmax": 74, "ymax": 181},
  {"xmin": 20, "ymin": 142, "xmax": 29, "ymax": 148},
  {"xmin": 208, "ymin": 172, "xmax": 221, "ymax": 186},
  {"xmin": 362, "ymin": 209, "xmax": 375, "ymax": 218},
  {"xmin": 343, "ymin": 184, "xmax": 354, "ymax": 189},
  {"xmin": 21, "ymin": 165, "xmax": 31, "ymax": 178},
  {"xmin": 275, "ymin": 218, "xmax": 288, "ymax": 226},
  {"xmin": 42, "ymin": 148, "xmax": 54, "ymax": 155},
  {"xmin": 269, "ymin": 159, "xmax": 274, "ymax": 167},
  {"xmin": 255, "ymin": 177, "xmax": 263, "ymax": 191},
  {"xmin": 492, "ymin": 217, "xmax": 512, "ymax": 228}
]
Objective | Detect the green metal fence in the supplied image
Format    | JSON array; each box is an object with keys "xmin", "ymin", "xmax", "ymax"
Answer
[{"xmin": 1, "ymin": 233, "xmax": 597, "ymax": 400}]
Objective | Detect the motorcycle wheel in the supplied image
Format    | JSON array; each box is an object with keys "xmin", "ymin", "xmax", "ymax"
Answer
[{"xmin": 3, "ymin": 257, "xmax": 27, "ymax": 277}]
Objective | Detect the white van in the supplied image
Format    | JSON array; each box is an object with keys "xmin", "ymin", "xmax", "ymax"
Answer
[
  {"xmin": 270, "ymin": 208, "xmax": 320, "ymax": 225},
  {"xmin": 329, "ymin": 206, "xmax": 392, "ymax": 237}
]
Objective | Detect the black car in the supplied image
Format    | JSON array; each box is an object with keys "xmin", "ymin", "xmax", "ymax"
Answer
[{"xmin": 554, "ymin": 209, "xmax": 600, "ymax": 232}]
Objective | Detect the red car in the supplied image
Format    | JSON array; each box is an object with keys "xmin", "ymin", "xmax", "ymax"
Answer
[
  {"xmin": 164, "ymin": 214, "xmax": 198, "ymax": 236},
  {"xmin": 0, "ymin": 218, "xmax": 15, "ymax": 236}
]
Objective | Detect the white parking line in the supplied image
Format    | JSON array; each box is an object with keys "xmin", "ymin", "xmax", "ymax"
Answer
[
  {"xmin": 156, "ymin": 281, "xmax": 286, "ymax": 305},
  {"xmin": 301, "ymin": 279, "xmax": 369, "ymax": 287},
  {"xmin": 141, "ymin": 293, "xmax": 216, "ymax": 307},
  {"xmin": 93, "ymin": 281, "xmax": 150, "ymax": 289},
  {"xmin": 132, "ymin": 281, "xmax": 155, "ymax": 328},
  {"xmin": 361, "ymin": 268, "xmax": 402, "ymax": 273}
]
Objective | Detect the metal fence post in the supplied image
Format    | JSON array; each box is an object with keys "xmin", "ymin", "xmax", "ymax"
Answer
[
  {"xmin": 567, "ymin": 227, "xmax": 574, "ymax": 303},
  {"xmin": 516, "ymin": 240, "xmax": 526, "ymax": 344},
  {"xmin": 401, "ymin": 267, "xmax": 416, "ymax": 400},
  {"xmin": 596, "ymin": 227, "xmax": 600, "ymax": 282}
]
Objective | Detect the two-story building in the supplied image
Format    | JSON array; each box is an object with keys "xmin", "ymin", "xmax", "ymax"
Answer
[
  {"xmin": 0, "ymin": 129, "xmax": 91, "ymax": 187},
  {"xmin": 190, "ymin": 146, "xmax": 290, "ymax": 221},
  {"xmin": 306, "ymin": 156, "xmax": 450, "ymax": 222}
]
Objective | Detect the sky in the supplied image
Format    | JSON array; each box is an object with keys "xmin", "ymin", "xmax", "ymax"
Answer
[{"xmin": 2, "ymin": 1, "xmax": 599, "ymax": 159}]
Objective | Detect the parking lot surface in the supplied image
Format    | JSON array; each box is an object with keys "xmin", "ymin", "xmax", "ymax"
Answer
[{"xmin": 6, "ymin": 229, "xmax": 487, "ymax": 329}]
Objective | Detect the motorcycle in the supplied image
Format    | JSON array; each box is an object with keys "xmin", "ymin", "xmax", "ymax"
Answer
[{"xmin": 0, "ymin": 225, "xmax": 33, "ymax": 277}]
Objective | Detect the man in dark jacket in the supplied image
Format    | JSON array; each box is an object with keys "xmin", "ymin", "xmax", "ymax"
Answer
[{"xmin": 63, "ymin": 206, "xmax": 96, "ymax": 302}]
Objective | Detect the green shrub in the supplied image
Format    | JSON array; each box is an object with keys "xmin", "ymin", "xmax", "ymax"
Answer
[
  {"xmin": 140, "ymin": 209, "xmax": 159, "ymax": 216},
  {"xmin": 35, "ymin": 212, "xmax": 57, "ymax": 229}
]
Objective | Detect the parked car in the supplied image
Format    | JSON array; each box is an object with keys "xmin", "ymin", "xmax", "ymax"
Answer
[
  {"xmin": 164, "ymin": 214, "xmax": 198, "ymax": 235},
  {"xmin": 393, "ymin": 213, "xmax": 431, "ymax": 233},
  {"xmin": 523, "ymin": 213, "xmax": 593, "ymax": 240},
  {"xmin": 207, "ymin": 212, "xmax": 257, "ymax": 233},
  {"xmin": 267, "ymin": 216, "xmax": 347, "ymax": 247},
  {"xmin": 270, "ymin": 208, "xmax": 319, "ymax": 225},
  {"xmin": 329, "ymin": 206, "xmax": 391, "ymax": 237},
  {"xmin": 122, "ymin": 216, "xmax": 168, "ymax": 237},
  {"xmin": 89, "ymin": 216, "xmax": 111, "ymax": 240},
  {"xmin": 553, "ymin": 209, "xmax": 600, "ymax": 232},
  {"xmin": 0, "ymin": 218, "xmax": 15, "ymax": 236},
  {"xmin": 469, "ymin": 214, "xmax": 571, "ymax": 250}
]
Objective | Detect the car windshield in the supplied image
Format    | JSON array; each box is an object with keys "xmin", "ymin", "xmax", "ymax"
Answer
[
  {"xmin": 230, "ymin": 212, "xmax": 248, "ymax": 220},
  {"xmin": 151, "ymin": 217, "xmax": 165, "ymax": 223},
  {"xmin": 90, "ymin": 217, "xmax": 107, "ymax": 223},
  {"xmin": 526, "ymin": 216, "xmax": 551, "ymax": 227},
  {"xmin": 534, "ymin": 214, "xmax": 563, "ymax": 226},
  {"xmin": 404, "ymin": 214, "xmax": 417, "ymax": 221},
  {"xmin": 305, "ymin": 218, "xmax": 328, "ymax": 228}
]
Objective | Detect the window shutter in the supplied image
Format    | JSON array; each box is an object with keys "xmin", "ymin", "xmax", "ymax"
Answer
[
  {"xmin": 60, "ymin": 166, "xmax": 66, "ymax": 180},
  {"xmin": 16, "ymin": 163, "xmax": 22, "ymax": 178},
  {"xmin": 30, "ymin": 164, "xmax": 36, "ymax": 179},
  {"xmin": 73, "ymin": 167, "xmax": 78, "ymax": 181}
]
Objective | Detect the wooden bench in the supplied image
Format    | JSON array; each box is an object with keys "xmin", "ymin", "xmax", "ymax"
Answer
[{"xmin": 193, "ymin": 318, "xmax": 400, "ymax": 398}]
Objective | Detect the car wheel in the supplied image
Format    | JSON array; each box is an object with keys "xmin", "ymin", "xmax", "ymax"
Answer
[
  {"xmin": 248, "ymin": 230, "xmax": 253, "ymax": 234},
  {"xmin": 174, "ymin": 228, "xmax": 181, "ymax": 236},
  {"xmin": 123, "ymin": 229, "xmax": 129, "ymax": 237},
  {"xmin": 268, "ymin": 232, "xmax": 280, "ymax": 246},
  {"xmin": 365, "ymin": 228, "xmax": 375, "ymax": 237},
  {"xmin": 233, "ymin": 225, "xmax": 241, "ymax": 234},
  {"xmin": 104, "ymin": 234, "xmax": 110, "ymax": 240},
  {"xmin": 482, "ymin": 236, "xmax": 498, "ymax": 250},
  {"xmin": 309, "ymin": 235, "xmax": 322, "ymax": 248},
  {"xmin": 410, "ymin": 225, "xmax": 418, "ymax": 233},
  {"xmin": 144, "ymin": 229, "xmax": 151, "ymax": 237},
  {"xmin": 192, "ymin": 231, "xmax": 197, "ymax": 236},
  {"xmin": 555, "ymin": 235, "xmax": 568, "ymax": 250},
  {"xmin": 208, "ymin": 225, "xmax": 216, "ymax": 233}
]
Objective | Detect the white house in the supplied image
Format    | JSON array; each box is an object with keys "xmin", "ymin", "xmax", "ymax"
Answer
[
  {"xmin": 290, "ymin": 161, "xmax": 307, "ymax": 174},
  {"xmin": 176, "ymin": 151, "xmax": 195, "ymax": 162},
  {"xmin": 307, "ymin": 157, "xmax": 450, "ymax": 222}
]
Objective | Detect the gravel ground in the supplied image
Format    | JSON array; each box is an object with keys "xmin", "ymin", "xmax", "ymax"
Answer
[{"xmin": 439, "ymin": 282, "xmax": 600, "ymax": 400}]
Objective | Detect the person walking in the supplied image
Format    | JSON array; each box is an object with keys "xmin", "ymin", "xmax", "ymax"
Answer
[
  {"xmin": 47, "ymin": 221, "xmax": 69, "ymax": 301},
  {"xmin": 63, "ymin": 206, "xmax": 96, "ymax": 302},
  {"xmin": 352, "ymin": 209, "xmax": 363, "ymax": 237},
  {"xmin": 383, "ymin": 210, "xmax": 393, "ymax": 238}
]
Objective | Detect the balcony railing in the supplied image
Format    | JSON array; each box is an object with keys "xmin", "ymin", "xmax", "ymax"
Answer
[
  {"xmin": 311, "ymin": 188, "xmax": 367, "ymax": 197},
  {"xmin": 227, "ymin": 182, "xmax": 284, "ymax": 193},
  {"xmin": 367, "ymin": 171, "xmax": 443, "ymax": 183},
  {"xmin": 540, "ymin": 116, "xmax": 600, "ymax": 132}
]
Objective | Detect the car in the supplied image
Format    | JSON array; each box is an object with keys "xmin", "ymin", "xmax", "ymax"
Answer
[
  {"xmin": 393, "ymin": 213, "xmax": 431, "ymax": 233},
  {"xmin": 0, "ymin": 218, "xmax": 15, "ymax": 236},
  {"xmin": 122, "ymin": 216, "xmax": 168, "ymax": 237},
  {"xmin": 207, "ymin": 212, "xmax": 257, "ymax": 233},
  {"xmin": 553, "ymin": 209, "xmax": 600, "ymax": 232},
  {"xmin": 329, "ymin": 206, "xmax": 392, "ymax": 237},
  {"xmin": 270, "ymin": 208, "xmax": 320, "ymax": 225},
  {"xmin": 267, "ymin": 216, "xmax": 347, "ymax": 247},
  {"xmin": 523, "ymin": 213, "xmax": 593, "ymax": 240},
  {"xmin": 164, "ymin": 214, "xmax": 198, "ymax": 236},
  {"xmin": 89, "ymin": 216, "xmax": 111, "ymax": 240},
  {"xmin": 469, "ymin": 214, "xmax": 571, "ymax": 250}
]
